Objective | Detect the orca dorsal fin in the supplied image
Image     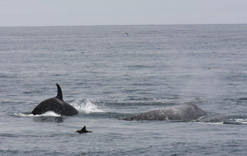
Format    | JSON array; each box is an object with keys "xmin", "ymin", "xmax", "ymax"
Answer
[
  {"xmin": 56, "ymin": 83, "xmax": 63, "ymax": 100},
  {"xmin": 81, "ymin": 126, "xmax": 86, "ymax": 131}
]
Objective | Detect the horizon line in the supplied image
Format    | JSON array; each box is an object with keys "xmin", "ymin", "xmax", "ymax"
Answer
[{"xmin": 0, "ymin": 23, "xmax": 246, "ymax": 28}]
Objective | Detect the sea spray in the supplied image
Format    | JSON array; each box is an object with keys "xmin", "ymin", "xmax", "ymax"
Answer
[{"xmin": 70, "ymin": 99, "xmax": 104, "ymax": 113}]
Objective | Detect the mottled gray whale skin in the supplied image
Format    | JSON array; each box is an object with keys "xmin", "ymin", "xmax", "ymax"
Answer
[
  {"xmin": 124, "ymin": 104, "xmax": 206, "ymax": 121},
  {"xmin": 31, "ymin": 84, "xmax": 79, "ymax": 116}
]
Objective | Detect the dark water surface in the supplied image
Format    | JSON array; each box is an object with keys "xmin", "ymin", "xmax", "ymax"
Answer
[{"xmin": 1, "ymin": 25, "xmax": 247, "ymax": 155}]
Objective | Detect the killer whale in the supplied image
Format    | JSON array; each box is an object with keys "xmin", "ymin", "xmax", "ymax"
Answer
[
  {"xmin": 123, "ymin": 104, "xmax": 206, "ymax": 121},
  {"xmin": 76, "ymin": 126, "xmax": 92, "ymax": 134},
  {"xmin": 31, "ymin": 84, "xmax": 79, "ymax": 116}
]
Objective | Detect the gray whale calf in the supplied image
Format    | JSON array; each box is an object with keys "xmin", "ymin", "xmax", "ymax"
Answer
[
  {"xmin": 124, "ymin": 104, "xmax": 206, "ymax": 121},
  {"xmin": 31, "ymin": 84, "xmax": 79, "ymax": 116}
]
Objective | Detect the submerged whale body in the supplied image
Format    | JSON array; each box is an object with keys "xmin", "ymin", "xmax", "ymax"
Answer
[
  {"xmin": 31, "ymin": 84, "xmax": 79, "ymax": 116},
  {"xmin": 124, "ymin": 104, "xmax": 206, "ymax": 121}
]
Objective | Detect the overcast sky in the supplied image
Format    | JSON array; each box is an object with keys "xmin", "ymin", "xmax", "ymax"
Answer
[{"xmin": 0, "ymin": 0, "xmax": 246, "ymax": 26}]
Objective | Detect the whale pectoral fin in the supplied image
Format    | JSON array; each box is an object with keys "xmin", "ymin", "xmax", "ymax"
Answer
[{"xmin": 56, "ymin": 83, "xmax": 63, "ymax": 100}]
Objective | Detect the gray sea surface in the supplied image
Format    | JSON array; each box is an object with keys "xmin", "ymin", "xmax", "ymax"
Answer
[{"xmin": 1, "ymin": 24, "xmax": 247, "ymax": 155}]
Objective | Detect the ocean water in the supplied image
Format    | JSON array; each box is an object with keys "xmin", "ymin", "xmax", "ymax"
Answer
[{"xmin": 0, "ymin": 24, "xmax": 247, "ymax": 156}]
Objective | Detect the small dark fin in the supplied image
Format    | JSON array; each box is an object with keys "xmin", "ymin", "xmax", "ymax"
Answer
[
  {"xmin": 76, "ymin": 126, "xmax": 92, "ymax": 134},
  {"xmin": 81, "ymin": 126, "xmax": 86, "ymax": 131},
  {"xmin": 56, "ymin": 83, "xmax": 63, "ymax": 100}
]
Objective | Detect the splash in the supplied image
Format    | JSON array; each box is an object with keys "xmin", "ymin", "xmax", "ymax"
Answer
[
  {"xmin": 14, "ymin": 111, "xmax": 61, "ymax": 117},
  {"xmin": 70, "ymin": 99, "xmax": 104, "ymax": 113}
]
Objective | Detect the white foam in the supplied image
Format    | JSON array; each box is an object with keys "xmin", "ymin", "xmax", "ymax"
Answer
[
  {"xmin": 70, "ymin": 99, "xmax": 104, "ymax": 113},
  {"xmin": 15, "ymin": 111, "xmax": 61, "ymax": 117},
  {"xmin": 200, "ymin": 122, "xmax": 224, "ymax": 125},
  {"xmin": 233, "ymin": 119, "xmax": 247, "ymax": 124}
]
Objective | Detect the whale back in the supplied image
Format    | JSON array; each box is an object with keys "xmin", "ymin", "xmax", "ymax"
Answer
[
  {"xmin": 124, "ymin": 104, "xmax": 206, "ymax": 121},
  {"xmin": 32, "ymin": 97, "xmax": 78, "ymax": 116},
  {"xmin": 31, "ymin": 98, "xmax": 64, "ymax": 115}
]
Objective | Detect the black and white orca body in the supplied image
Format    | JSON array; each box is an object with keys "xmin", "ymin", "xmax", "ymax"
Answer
[{"xmin": 31, "ymin": 84, "xmax": 78, "ymax": 116}]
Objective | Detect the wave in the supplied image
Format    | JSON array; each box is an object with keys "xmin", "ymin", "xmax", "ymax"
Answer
[
  {"xmin": 201, "ymin": 119, "xmax": 247, "ymax": 125},
  {"xmin": 13, "ymin": 99, "xmax": 105, "ymax": 118},
  {"xmin": 70, "ymin": 98, "xmax": 105, "ymax": 113},
  {"xmin": 199, "ymin": 114, "xmax": 247, "ymax": 125},
  {"xmin": 223, "ymin": 118, "xmax": 247, "ymax": 125}
]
